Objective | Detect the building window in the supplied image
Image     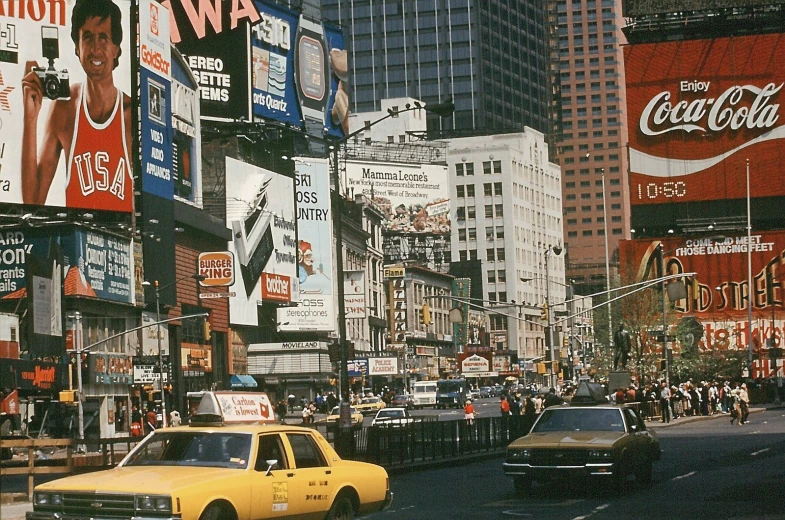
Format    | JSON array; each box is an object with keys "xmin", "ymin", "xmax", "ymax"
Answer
[
  {"xmin": 486, "ymin": 226, "xmax": 494, "ymax": 240},
  {"xmin": 496, "ymin": 226, "xmax": 504, "ymax": 239},
  {"xmin": 568, "ymin": 231, "xmax": 578, "ymax": 237},
  {"xmin": 459, "ymin": 250, "xmax": 467, "ymax": 261},
  {"xmin": 498, "ymin": 292, "xmax": 507, "ymax": 302},
  {"xmin": 493, "ymin": 161, "xmax": 502, "ymax": 173},
  {"xmin": 498, "ymin": 270, "xmax": 506, "ymax": 282},
  {"xmin": 495, "ymin": 204, "xmax": 504, "ymax": 217},
  {"xmin": 466, "ymin": 185, "xmax": 475, "ymax": 197},
  {"xmin": 456, "ymin": 207, "xmax": 466, "ymax": 220},
  {"xmin": 399, "ymin": 135, "xmax": 406, "ymax": 143},
  {"xmin": 467, "ymin": 206, "xmax": 476, "ymax": 219},
  {"xmin": 456, "ymin": 186, "xmax": 465, "ymax": 198},
  {"xmin": 496, "ymin": 248, "xmax": 506, "ymax": 261},
  {"xmin": 488, "ymin": 270, "xmax": 496, "ymax": 283},
  {"xmin": 483, "ymin": 161, "xmax": 492, "ymax": 174},
  {"xmin": 582, "ymin": 230, "xmax": 593, "ymax": 236},
  {"xmin": 465, "ymin": 162, "xmax": 475, "ymax": 175},
  {"xmin": 458, "ymin": 229, "xmax": 466, "ymax": 241},
  {"xmin": 484, "ymin": 183, "xmax": 493, "ymax": 196},
  {"xmin": 387, "ymin": 135, "xmax": 394, "ymax": 143},
  {"xmin": 468, "ymin": 228, "xmax": 476, "ymax": 240},
  {"xmin": 469, "ymin": 249, "xmax": 478, "ymax": 260},
  {"xmin": 485, "ymin": 205, "xmax": 493, "ymax": 218},
  {"xmin": 494, "ymin": 182, "xmax": 503, "ymax": 196},
  {"xmin": 456, "ymin": 163, "xmax": 464, "ymax": 176},
  {"xmin": 487, "ymin": 248, "xmax": 495, "ymax": 261}
]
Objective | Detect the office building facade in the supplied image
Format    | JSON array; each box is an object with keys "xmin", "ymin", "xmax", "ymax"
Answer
[
  {"xmin": 550, "ymin": 0, "xmax": 631, "ymax": 294},
  {"xmin": 322, "ymin": 0, "xmax": 552, "ymax": 136}
]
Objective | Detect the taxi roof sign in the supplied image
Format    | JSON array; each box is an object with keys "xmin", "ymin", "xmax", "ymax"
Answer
[{"xmin": 191, "ymin": 391, "xmax": 276, "ymax": 426}]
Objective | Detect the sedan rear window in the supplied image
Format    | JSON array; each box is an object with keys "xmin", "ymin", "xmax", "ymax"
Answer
[{"xmin": 532, "ymin": 409, "xmax": 624, "ymax": 432}]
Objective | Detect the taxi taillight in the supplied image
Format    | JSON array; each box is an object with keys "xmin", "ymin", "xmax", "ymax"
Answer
[{"xmin": 386, "ymin": 477, "xmax": 390, "ymax": 491}]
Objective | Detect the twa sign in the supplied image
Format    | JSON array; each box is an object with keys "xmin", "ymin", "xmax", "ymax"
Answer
[
  {"xmin": 625, "ymin": 34, "xmax": 785, "ymax": 206},
  {"xmin": 261, "ymin": 273, "xmax": 290, "ymax": 302}
]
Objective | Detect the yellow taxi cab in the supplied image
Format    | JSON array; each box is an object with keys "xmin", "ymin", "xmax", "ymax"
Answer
[
  {"xmin": 354, "ymin": 397, "xmax": 386, "ymax": 416},
  {"xmin": 26, "ymin": 392, "xmax": 392, "ymax": 520},
  {"xmin": 322, "ymin": 405, "xmax": 365, "ymax": 430}
]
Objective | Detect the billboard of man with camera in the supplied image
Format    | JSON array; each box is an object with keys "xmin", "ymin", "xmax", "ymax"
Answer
[{"xmin": 3, "ymin": 0, "xmax": 133, "ymax": 212}]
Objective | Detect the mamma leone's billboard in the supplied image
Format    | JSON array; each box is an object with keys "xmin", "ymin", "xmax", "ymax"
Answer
[
  {"xmin": 226, "ymin": 157, "xmax": 297, "ymax": 326},
  {"xmin": 0, "ymin": 0, "xmax": 133, "ymax": 211},
  {"xmin": 625, "ymin": 34, "xmax": 785, "ymax": 207},
  {"xmin": 344, "ymin": 160, "xmax": 450, "ymax": 234},
  {"xmin": 619, "ymin": 231, "xmax": 785, "ymax": 353}
]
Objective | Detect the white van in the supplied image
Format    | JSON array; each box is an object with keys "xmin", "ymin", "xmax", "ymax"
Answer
[{"xmin": 412, "ymin": 381, "xmax": 437, "ymax": 409}]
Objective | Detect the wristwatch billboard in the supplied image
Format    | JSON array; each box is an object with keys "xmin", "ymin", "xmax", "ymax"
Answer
[{"xmin": 295, "ymin": 15, "xmax": 328, "ymax": 137}]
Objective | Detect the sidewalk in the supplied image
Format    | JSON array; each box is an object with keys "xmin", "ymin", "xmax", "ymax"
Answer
[{"xmin": 647, "ymin": 405, "xmax": 774, "ymax": 428}]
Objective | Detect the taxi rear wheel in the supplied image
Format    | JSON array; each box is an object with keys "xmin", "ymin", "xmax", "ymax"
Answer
[
  {"xmin": 200, "ymin": 502, "xmax": 237, "ymax": 520},
  {"xmin": 325, "ymin": 495, "xmax": 355, "ymax": 520}
]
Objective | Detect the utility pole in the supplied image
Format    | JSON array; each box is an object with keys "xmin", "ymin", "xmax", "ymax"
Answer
[{"xmin": 74, "ymin": 312, "xmax": 85, "ymax": 453}]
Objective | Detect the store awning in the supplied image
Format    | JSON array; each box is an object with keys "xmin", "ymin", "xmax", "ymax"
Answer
[{"xmin": 230, "ymin": 375, "xmax": 258, "ymax": 388}]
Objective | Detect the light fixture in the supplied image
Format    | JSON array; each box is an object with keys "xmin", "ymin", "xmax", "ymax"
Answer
[
  {"xmin": 82, "ymin": 213, "xmax": 93, "ymax": 220},
  {"xmin": 148, "ymin": 218, "xmax": 159, "ymax": 224}
]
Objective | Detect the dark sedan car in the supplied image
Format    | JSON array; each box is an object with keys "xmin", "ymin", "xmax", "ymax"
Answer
[{"xmin": 390, "ymin": 394, "xmax": 414, "ymax": 409}]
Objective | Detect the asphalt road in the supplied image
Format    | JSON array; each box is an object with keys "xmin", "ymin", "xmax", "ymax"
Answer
[{"xmin": 367, "ymin": 408, "xmax": 785, "ymax": 520}]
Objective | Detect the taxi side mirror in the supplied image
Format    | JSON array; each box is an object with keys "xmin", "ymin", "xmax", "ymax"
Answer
[{"xmin": 265, "ymin": 459, "xmax": 279, "ymax": 476}]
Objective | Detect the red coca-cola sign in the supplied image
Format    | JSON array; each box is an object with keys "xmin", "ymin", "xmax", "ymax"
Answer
[
  {"xmin": 625, "ymin": 34, "xmax": 785, "ymax": 206},
  {"xmin": 261, "ymin": 273, "xmax": 291, "ymax": 302}
]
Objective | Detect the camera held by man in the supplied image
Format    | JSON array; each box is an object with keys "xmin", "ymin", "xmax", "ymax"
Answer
[{"xmin": 32, "ymin": 26, "xmax": 70, "ymax": 101}]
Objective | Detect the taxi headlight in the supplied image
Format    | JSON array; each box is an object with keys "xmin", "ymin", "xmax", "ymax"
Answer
[
  {"xmin": 135, "ymin": 494, "xmax": 172, "ymax": 513},
  {"xmin": 508, "ymin": 448, "xmax": 531, "ymax": 460},
  {"xmin": 34, "ymin": 492, "xmax": 63, "ymax": 506},
  {"xmin": 588, "ymin": 450, "xmax": 613, "ymax": 460}
]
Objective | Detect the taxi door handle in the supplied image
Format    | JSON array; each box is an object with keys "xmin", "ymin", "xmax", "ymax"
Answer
[
  {"xmin": 325, "ymin": 470, "xmax": 332, "ymax": 475},
  {"xmin": 287, "ymin": 473, "xmax": 294, "ymax": 477}
]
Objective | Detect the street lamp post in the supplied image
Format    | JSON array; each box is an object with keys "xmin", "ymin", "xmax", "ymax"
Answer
[
  {"xmin": 330, "ymin": 100, "xmax": 454, "ymax": 456},
  {"xmin": 600, "ymin": 167, "xmax": 613, "ymax": 354},
  {"xmin": 142, "ymin": 274, "xmax": 206, "ymax": 427},
  {"xmin": 746, "ymin": 158, "xmax": 754, "ymax": 374},
  {"xmin": 658, "ymin": 244, "xmax": 670, "ymax": 387},
  {"xmin": 73, "ymin": 312, "xmax": 85, "ymax": 452},
  {"xmin": 544, "ymin": 245, "xmax": 563, "ymax": 388}
]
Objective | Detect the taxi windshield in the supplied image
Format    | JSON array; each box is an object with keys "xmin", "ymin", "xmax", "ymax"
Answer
[
  {"xmin": 532, "ymin": 409, "xmax": 625, "ymax": 433},
  {"xmin": 124, "ymin": 432, "xmax": 252, "ymax": 469}
]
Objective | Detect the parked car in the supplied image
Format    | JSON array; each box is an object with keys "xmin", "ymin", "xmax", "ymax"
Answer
[
  {"xmin": 492, "ymin": 384, "xmax": 504, "ymax": 397},
  {"xmin": 469, "ymin": 388, "xmax": 481, "ymax": 401},
  {"xmin": 479, "ymin": 386, "xmax": 492, "ymax": 399},
  {"xmin": 390, "ymin": 394, "xmax": 414, "ymax": 409},
  {"xmin": 503, "ymin": 382, "xmax": 660, "ymax": 495},
  {"xmin": 25, "ymin": 392, "xmax": 392, "ymax": 519},
  {"xmin": 371, "ymin": 408, "xmax": 416, "ymax": 428},
  {"xmin": 356, "ymin": 396, "xmax": 387, "ymax": 415}
]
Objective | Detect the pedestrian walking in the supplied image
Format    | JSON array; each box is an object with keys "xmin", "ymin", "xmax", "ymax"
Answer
[
  {"xmin": 730, "ymin": 384, "xmax": 742, "ymax": 425},
  {"xmin": 739, "ymin": 383, "xmax": 750, "ymax": 424},
  {"xmin": 464, "ymin": 399, "xmax": 477, "ymax": 426},
  {"xmin": 287, "ymin": 393, "xmax": 296, "ymax": 413},
  {"xmin": 659, "ymin": 381, "xmax": 672, "ymax": 423},
  {"xmin": 169, "ymin": 410, "xmax": 182, "ymax": 427}
]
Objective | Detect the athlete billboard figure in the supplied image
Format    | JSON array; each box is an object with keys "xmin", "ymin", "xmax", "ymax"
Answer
[{"xmin": 21, "ymin": 0, "xmax": 132, "ymax": 211}]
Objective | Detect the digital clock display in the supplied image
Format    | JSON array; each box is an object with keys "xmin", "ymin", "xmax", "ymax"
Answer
[{"xmin": 636, "ymin": 181, "xmax": 687, "ymax": 200}]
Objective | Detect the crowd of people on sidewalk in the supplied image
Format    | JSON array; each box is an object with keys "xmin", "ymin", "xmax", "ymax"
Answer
[{"xmin": 608, "ymin": 379, "xmax": 752, "ymax": 425}]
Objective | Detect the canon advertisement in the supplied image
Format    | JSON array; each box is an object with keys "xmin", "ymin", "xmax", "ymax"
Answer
[
  {"xmin": 225, "ymin": 157, "xmax": 296, "ymax": 326},
  {"xmin": 625, "ymin": 34, "xmax": 785, "ymax": 207},
  {"xmin": 619, "ymin": 231, "xmax": 785, "ymax": 353},
  {"xmin": 0, "ymin": 0, "xmax": 133, "ymax": 211},
  {"xmin": 277, "ymin": 159, "xmax": 336, "ymax": 332},
  {"xmin": 344, "ymin": 160, "xmax": 450, "ymax": 234}
]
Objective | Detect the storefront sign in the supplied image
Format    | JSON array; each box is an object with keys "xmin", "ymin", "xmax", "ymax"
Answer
[
  {"xmin": 132, "ymin": 365, "xmax": 169, "ymax": 385},
  {"xmin": 367, "ymin": 357, "xmax": 398, "ymax": 376},
  {"xmin": 198, "ymin": 251, "xmax": 235, "ymax": 287},
  {"xmin": 89, "ymin": 354, "xmax": 133, "ymax": 385},
  {"xmin": 262, "ymin": 272, "xmax": 291, "ymax": 302}
]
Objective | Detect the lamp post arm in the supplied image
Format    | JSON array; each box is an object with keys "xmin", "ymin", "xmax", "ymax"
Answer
[{"xmin": 82, "ymin": 313, "xmax": 209, "ymax": 353}]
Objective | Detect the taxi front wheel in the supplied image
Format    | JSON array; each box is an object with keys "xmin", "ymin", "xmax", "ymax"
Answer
[
  {"xmin": 325, "ymin": 495, "xmax": 355, "ymax": 520},
  {"xmin": 199, "ymin": 501, "xmax": 238, "ymax": 520}
]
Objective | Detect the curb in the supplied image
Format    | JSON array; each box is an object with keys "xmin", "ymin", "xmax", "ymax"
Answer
[{"xmin": 647, "ymin": 406, "xmax": 767, "ymax": 428}]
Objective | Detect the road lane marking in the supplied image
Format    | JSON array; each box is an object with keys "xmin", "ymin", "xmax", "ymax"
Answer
[
  {"xmin": 672, "ymin": 471, "xmax": 696, "ymax": 480},
  {"xmin": 751, "ymin": 448, "xmax": 770, "ymax": 456},
  {"xmin": 571, "ymin": 503, "xmax": 609, "ymax": 520}
]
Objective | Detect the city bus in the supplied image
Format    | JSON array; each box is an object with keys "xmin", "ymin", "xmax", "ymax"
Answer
[
  {"xmin": 436, "ymin": 378, "xmax": 469, "ymax": 409},
  {"xmin": 412, "ymin": 380, "xmax": 437, "ymax": 409}
]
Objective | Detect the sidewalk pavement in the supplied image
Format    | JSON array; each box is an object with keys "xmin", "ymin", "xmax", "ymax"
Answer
[{"xmin": 646, "ymin": 404, "xmax": 776, "ymax": 428}]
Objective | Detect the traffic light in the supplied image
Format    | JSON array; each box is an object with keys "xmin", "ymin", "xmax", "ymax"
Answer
[
  {"xmin": 552, "ymin": 361, "xmax": 560, "ymax": 375},
  {"xmin": 537, "ymin": 363, "xmax": 547, "ymax": 374},
  {"xmin": 59, "ymin": 390, "xmax": 75, "ymax": 403},
  {"xmin": 418, "ymin": 303, "xmax": 432, "ymax": 325},
  {"xmin": 203, "ymin": 319, "xmax": 212, "ymax": 342},
  {"xmin": 540, "ymin": 302, "xmax": 549, "ymax": 321}
]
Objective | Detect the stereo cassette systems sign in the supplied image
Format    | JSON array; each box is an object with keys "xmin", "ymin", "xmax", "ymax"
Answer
[{"xmin": 624, "ymin": 33, "xmax": 785, "ymax": 206}]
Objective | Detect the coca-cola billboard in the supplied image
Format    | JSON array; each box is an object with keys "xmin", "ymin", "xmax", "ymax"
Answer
[{"xmin": 625, "ymin": 34, "xmax": 785, "ymax": 206}]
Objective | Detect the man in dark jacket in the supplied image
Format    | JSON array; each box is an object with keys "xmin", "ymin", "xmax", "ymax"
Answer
[{"xmin": 543, "ymin": 388, "xmax": 563, "ymax": 408}]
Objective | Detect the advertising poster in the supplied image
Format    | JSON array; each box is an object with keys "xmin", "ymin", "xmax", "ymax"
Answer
[
  {"xmin": 27, "ymin": 252, "xmax": 64, "ymax": 357},
  {"xmin": 389, "ymin": 278, "xmax": 407, "ymax": 348},
  {"xmin": 625, "ymin": 34, "xmax": 785, "ymax": 207},
  {"xmin": 226, "ymin": 157, "xmax": 296, "ymax": 326},
  {"xmin": 140, "ymin": 0, "xmax": 174, "ymax": 199},
  {"xmin": 278, "ymin": 159, "xmax": 335, "ymax": 331},
  {"xmin": 367, "ymin": 357, "xmax": 398, "ymax": 376},
  {"xmin": 0, "ymin": 0, "xmax": 133, "ymax": 211},
  {"xmin": 140, "ymin": 311, "xmax": 170, "ymax": 357},
  {"xmin": 344, "ymin": 160, "xmax": 450, "ymax": 234},
  {"xmin": 0, "ymin": 226, "xmax": 133, "ymax": 305},
  {"xmin": 171, "ymin": 48, "xmax": 201, "ymax": 203},
  {"xmin": 168, "ymin": 0, "xmax": 250, "ymax": 122},
  {"xmin": 250, "ymin": 0, "xmax": 348, "ymax": 136},
  {"xmin": 619, "ymin": 231, "xmax": 785, "ymax": 353},
  {"xmin": 344, "ymin": 270, "xmax": 366, "ymax": 319},
  {"xmin": 452, "ymin": 278, "xmax": 471, "ymax": 347}
]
